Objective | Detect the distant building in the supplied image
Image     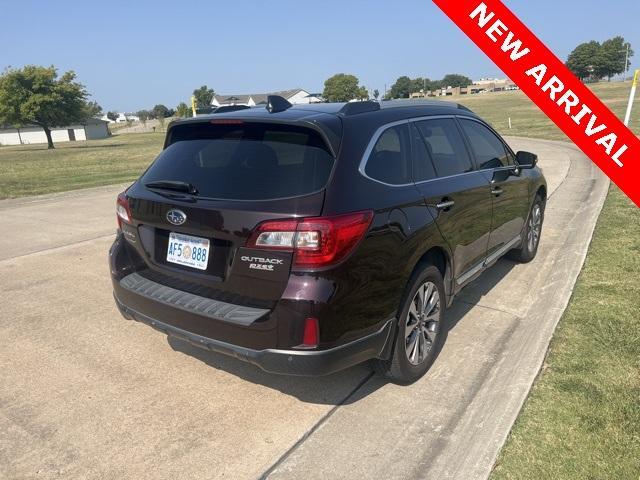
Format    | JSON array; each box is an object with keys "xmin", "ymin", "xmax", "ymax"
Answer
[
  {"xmin": 408, "ymin": 77, "xmax": 519, "ymax": 99},
  {"xmin": 117, "ymin": 113, "xmax": 140, "ymax": 123},
  {"xmin": 212, "ymin": 88, "xmax": 321, "ymax": 107},
  {"xmin": 100, "ymin": 113, "xmax": 140, "ymax": 123},
  {"xmin": 471, "ymin": 78, "xmax": 518, "ymax": 93},
  {"xmin": 0, "ymin": 118, "xmax": 110, "ymax": 146}
]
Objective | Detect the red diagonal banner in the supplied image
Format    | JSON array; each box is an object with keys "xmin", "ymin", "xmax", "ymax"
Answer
[{"xmin": 433, "ymin": 0, "xmax": 640, "ymax": 207}]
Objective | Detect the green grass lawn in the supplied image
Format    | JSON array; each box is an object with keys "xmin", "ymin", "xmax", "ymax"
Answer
[
  {"xmin": 491, "ymin": 186, "xmax": 640, "ymax": 480},
  {"xmin": 455, "ymin": 81, "xmax": 640, "ymax": 140},
  {"xmin": 0, "ymin": 132, "xmax": 164, "ymax": 198},
  {"xmin": 487, "ymin": 81, "xmax": 640, "ymax": 479}
]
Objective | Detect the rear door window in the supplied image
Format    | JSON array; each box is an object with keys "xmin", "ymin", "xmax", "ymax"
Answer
[
  {"xmin": 364, "ymin": 123, "xmax": 411, "ymax": 185},
  {"xmin": 414, "ymin": 119, "xmax": 473, "ymax": 177},
  {"xmin": 459, "ymin": 119, "xmax": 511, "ymax": 169},
  {"xmin": 142, "ymin": 122, "xmax": 334, "ymax": 200}
]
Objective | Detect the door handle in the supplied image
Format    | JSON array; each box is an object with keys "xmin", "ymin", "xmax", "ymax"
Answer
[
  {"xmin": 491, "ymin": 187, "xmax": 504, "ymax": 196},
  {"xmin": 436, "ymin": 199, "xmax": 455, "ymax": 210}
]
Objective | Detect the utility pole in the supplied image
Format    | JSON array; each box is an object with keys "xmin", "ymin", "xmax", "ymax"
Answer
[{"xmin": 624, "ymin": 43, "xmax": 630, "ymax": 81}]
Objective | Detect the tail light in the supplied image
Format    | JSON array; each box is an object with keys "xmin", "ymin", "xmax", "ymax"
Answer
[
  {"xmin": 116, "ymin": 192, "xmax": 132, "ymax": 228},
  {"xmin": 247, "ymin": 210, "xmax": 374, "ymax": 268}
]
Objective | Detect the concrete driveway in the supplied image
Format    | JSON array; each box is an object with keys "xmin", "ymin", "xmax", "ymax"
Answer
[{"xmin": 0, "ymin": 138, "xmax": 608, "ymax": 480}]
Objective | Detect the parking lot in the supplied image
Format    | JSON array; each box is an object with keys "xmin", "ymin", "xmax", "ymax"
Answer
[{"xmin": 0, "ymin": 137, "xmax": 608, "ymax": 480}]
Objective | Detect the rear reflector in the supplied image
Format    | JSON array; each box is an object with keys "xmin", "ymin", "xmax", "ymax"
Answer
[
  {"xmin": 301, "ymin": 317, "xmax": 319, "ymax": 348},
  {"xmin": 116, "ymin": 192, "xmax": 132, "ymax": 228},
  {"xmin": 247, "ymin": 210, "xmax": 374, "ymax": 269}
]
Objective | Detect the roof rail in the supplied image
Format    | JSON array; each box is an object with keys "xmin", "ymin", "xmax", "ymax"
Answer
[
  {"xmin": 338, "ymin": 101, "xmax": 381, "ymax": 116},
  {"xmin": 266, "ymin": 95, "xmax": 293, "ymax": 113}
]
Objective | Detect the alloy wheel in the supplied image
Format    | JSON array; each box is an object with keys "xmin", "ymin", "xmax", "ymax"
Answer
[
  {"xmin": 527, "ymin": 204, "xmax": 542, "ymax": 252},
  {"xmin": 404, "ymin": 281, "xmax": 440, "ymax": 366}
]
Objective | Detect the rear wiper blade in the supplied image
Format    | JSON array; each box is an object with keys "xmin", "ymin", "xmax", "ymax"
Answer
[{"xmin": 145, "ymin": 180, "xmax": 199, "ymax": 195}]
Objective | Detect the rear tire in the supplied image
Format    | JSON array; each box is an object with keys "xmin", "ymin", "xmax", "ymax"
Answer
[
  {"xmin": 374, "ymin": 265, "xmax": 446, "ymax": 384},
  {"xmin": 508, "ymin": 195, "xmax": 544, "ymax": 263}
]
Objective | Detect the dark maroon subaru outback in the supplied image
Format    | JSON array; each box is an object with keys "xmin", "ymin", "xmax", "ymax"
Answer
[{"xmin": 110, "ymin": 96, "xmax": 546, "ymax": 383}]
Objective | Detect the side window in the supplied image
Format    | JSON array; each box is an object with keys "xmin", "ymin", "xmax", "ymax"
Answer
[
  {"xmin": 414, "ymin": 119, "xmax": 473, "ymax": 177},
  {"xmin": 459, "ymin": 119, "xmax": 510, "ymax": 169},
  {"xmin": 364, "ymin": 123, "xmax": 411, "ymax": 185},
  {"xmin": 411, "ymin": 123, "xmax": 437, "ymax": 182}
]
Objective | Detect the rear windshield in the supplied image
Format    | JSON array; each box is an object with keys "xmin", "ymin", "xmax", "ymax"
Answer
[{"xmin": 142, "ymin": 122, "xmax": 335, "ymax": 200}]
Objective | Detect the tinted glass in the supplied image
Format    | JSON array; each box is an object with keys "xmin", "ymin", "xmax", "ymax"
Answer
[
  {"xmin": 364, "ymin": 123, "xmax": 411, "ymax": 185},
  {"xmin": 459, "ymin": 119, "xmax": 510, "ymax": 169},
  {"xmin": 142, "ymin": 122, "xmax": 334, "ymax": 200},
  {"xmin": 415, "ymin": 119, "xmax": 473, "ymax": 177},
  {"xmin": 411, "ymin": 123, "xmax": 437, "ymax": 182}
]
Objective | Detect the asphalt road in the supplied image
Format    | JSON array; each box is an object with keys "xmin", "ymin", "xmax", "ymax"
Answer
[{"xmin": 0, "ymin": 138, "xmax": 608, "ymax": 480}]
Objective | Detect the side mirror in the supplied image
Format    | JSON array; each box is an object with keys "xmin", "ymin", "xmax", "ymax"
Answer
[{"xmin": 515, "ymin": 151, "xmax": 538, "ymax": 169}]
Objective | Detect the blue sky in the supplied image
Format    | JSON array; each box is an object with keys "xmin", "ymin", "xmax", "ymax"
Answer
[{"xmin": 2, "ymin": 0, "xmax": 639, "ymax": 112}]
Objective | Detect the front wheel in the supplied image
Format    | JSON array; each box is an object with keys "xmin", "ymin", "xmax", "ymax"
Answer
[
  {"xmin": 374, "ymin": 265, "xmax": 446, "ymax": 384},
  {"xmin": 508, "ymin": 195, "xmax": 544, "ymax": 263}
]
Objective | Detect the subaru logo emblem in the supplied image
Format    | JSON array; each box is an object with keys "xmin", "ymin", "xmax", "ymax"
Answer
[{"xmin": 166, "ymin": 209, "xmax": 187, "ymax": 226}]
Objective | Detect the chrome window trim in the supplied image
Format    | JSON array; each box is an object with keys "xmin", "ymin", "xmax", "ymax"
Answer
[
  {"xmin": 358, "ymin": 114, "xmax": 498, "ymax": 187},
  {"xmin": 358, "ymin": 119, "xmax": 412, "ymax": 187}
]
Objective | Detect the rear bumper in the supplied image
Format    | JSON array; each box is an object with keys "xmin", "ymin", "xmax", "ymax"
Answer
[{"xmin": 114, "ymin": 295, "xmax": 394, "ymax": 376}]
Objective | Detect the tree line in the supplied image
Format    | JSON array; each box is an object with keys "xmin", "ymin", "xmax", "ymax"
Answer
[
  {"xmin": 103, "ymin": 85, "xmax": 216, "ymax": 127},
  {"xmin": 566, "ymin": 36, "xmax": 633, "ymax": 81},
  {"xmin": 385, "ymin": 74, "xmax": 473, "ymax": 99},
  {"xmin": 320, "ymin": 73, "xmax": 473, "ymax": 102}
]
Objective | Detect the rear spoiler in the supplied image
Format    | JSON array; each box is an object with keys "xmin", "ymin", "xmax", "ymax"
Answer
[{"xmin": 164, "ymin": 116, "xmax": 342, "ymax": 159}]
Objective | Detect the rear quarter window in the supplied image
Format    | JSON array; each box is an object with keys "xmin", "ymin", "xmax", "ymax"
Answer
[
  {"xmin": 364, "ymin": 123, "xmax": 411, "ymax": 185},
  {"xmin": 142, "ymin": 122, "xmax": 335, "ymax": 200}
]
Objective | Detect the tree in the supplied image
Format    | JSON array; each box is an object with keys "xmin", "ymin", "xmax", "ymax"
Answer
[
  {"xmin": 136, "ymin": 110, "xmax": 150, "ymax": 126},
  {"xmin": 373, "ymin": 89, "xmax": 380, "ymax": 100},
  {"xmin": 322, "ymin": 73, "xmax": 363, "ymax": 102},
  {"xmin": 566, "ymin": 41, "xmax": 601, "ymax": 80},
  {"xmin": 84, "ymin": 100, "xmax": 102, "ymax": 118},
  {"xmin": 152, "ymin": 104, "xmax": 170, "ymax": 119},
  {"xmin": 176, "ymin": 102, "xmax": 191, "ymax": 118},
  {"xmin": 567, "ymin": 38, "xmax": 634, "ymax": 81},
  {"xmin": 0, "ymin": 65, "xmax": 91, "ymax": 149},
  {"xmin": 193, "ymin": 85, "xmax": 215, "ymax": 108},
  {"xmin": 106, "ymin": 111, "xmax": 119, "ymax": 122},
  {"xmin": 597, "ymin": 37, "xmax": 633, "ymax": 81},
  {"xmin": 357, "ymin": 86, "xmax": 369, "ymax": 100},
  {"xmin": 387, "ymin": 76, "xmax": 413, "ymax": 99},
  {"xmin": 441, "ymin": 74, "xmax": 473, "ymax": 88},
  {"xmin": 411, "ymin": 77, "xmax": 425, "ymax": 94}
]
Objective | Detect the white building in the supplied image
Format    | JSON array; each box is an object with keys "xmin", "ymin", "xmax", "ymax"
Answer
[
  {"xmin": 212, "ymin": 88, "xmax": 321, "ymax": 107},
  {"xmin": 116, "ymin": 113, "xmax": 140, "ymax": 123},
  {"xmin": 471, "ymin": 78, "xmax": 518, "ymax": 93},
  {"xmin": 100, "ymin": 113, "xmax": 140, "ymax": 123},
  {"xmin": 0, "ymin": 118, "xmax": 110, "ymax": 146}
]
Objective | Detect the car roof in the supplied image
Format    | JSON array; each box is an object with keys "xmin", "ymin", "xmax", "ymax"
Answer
[
  {"xmin": 172, "ymin": 99, "xmax": 475, "ymax": 125},
  {"xmin": 166, "ymin": 100, "xmax": 480, "ymax": 157}
]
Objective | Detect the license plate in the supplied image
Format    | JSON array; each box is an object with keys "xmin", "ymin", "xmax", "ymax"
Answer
[{"xmin": 166, "ymin": 232, "xmax": 210, "ymax": 270}]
